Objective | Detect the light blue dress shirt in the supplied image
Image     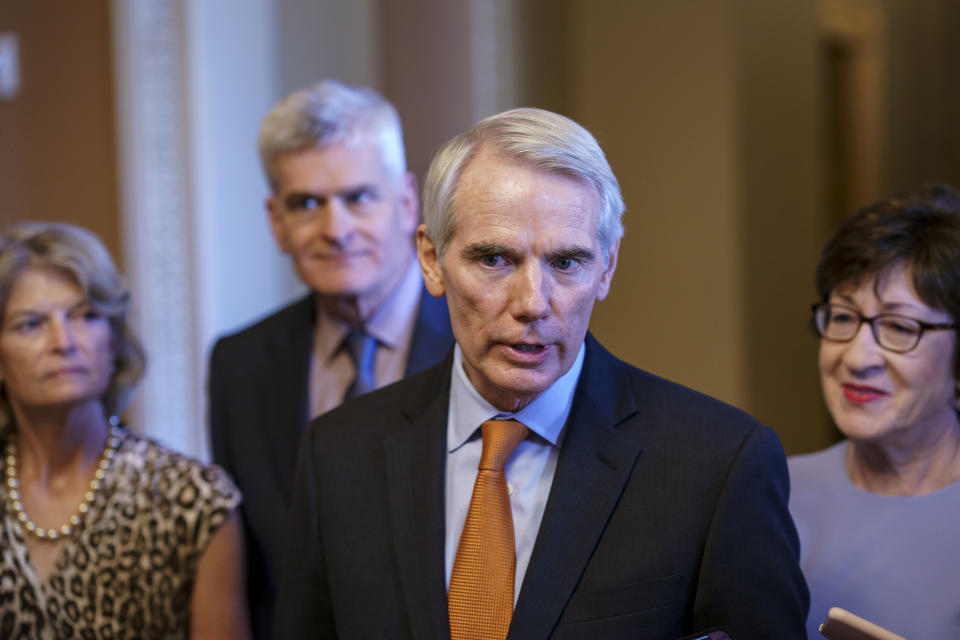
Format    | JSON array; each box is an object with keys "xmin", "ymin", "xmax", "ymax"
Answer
[{"xmin": 444, "ymin": 342, "xmax": 586, "ymax": 604}]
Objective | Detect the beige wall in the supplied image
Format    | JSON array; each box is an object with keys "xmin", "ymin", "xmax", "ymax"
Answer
[
  {"xmin": 5, "ymin": 1, "xmax": 960, "ymax": 456},
  {"xmin": 569, "ymin": 3, "xmax": 748, "ymax": 410},
  {"xmin": 550, "ymin": 2, "xmax": 827, "ymax": 454},
  {"xmin": 381, "ymin": 0, "xmax": 477, "ymax": 182},
  {"xmin": 735, "ymin": 1, "xmax": 829, "ymax": 454},
  {"xmin": 883, "ymin": 0, "xmax": 960, "ymax": 191},
  {"xmin": 0, "ymin": 2, "xmax": 120, "ymax": 263},
  {"xmin": 377, "ymin": 0, "xmax": 960, "ymax": 455}
]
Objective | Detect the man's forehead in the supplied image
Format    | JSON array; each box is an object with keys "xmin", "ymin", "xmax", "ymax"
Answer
[
  {"xmin": 451, "ymin": 207, "xmax": 600, "ymax": 257},
  {"xmin": 272, "ymin": 140, "xmax": 390, "ymax": 189},
  {"xmin": 454, "ymin": 149, "xmax": 598, "ymax": 210},
  {"xmin": 457, "ymin": 166, "xmax": 598, "ymax": 218},
  {"xmin": 288, "ymin": 136, "xmax": 385, "ymax": 164},
  {"xmin": 468, "ymin": 143, "xmax": 594, "ymax": 183}
]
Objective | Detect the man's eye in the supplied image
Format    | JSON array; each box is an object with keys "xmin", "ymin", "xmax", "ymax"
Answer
[
  {"xmin": 74, "ymin": 308, "xmax": 103, "ymax": 323},
  {"xmin": 554, "ymin": 256, "xmax": 576, "ymax": 271},
  {"xmin": 480, "ymin": 255, "xmax": 504, "ymax": 267},
  {"xmin": 289, "ymin": 196, "xmax": 322, "ymax": 210},
  {"xmin": 345, "ymin": 189, "xmax": 375, "ymax": 206}
]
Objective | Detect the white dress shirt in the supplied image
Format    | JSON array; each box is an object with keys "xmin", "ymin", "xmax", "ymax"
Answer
[
  {"xmin": 308, "ymin": 254, "xmax": 422, "ymax": 418},
  {"xmin": 444, "ymin": 342, "xmax": 586, "ymax": 604}
]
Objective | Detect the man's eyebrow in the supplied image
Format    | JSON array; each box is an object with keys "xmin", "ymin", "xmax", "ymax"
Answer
[
  {"xmin": 282, "ymin": 191, "xmax": 325, "ymax": 206},
  {"xmin": 282, "ymin": 183, "xmax": 379, "ymax": 204},
  {"xmin": 551, "ymin": 246, "xmax": 596, "ymax": 263},
  {"xmin": 460, "ymin": 241, "xmax": 513, "ymax": 259},
  {"xmin": 338, "ymin": 183, "xmax": 380, "ymax": 199},
  {"xmin": 460, "ymin": 242, "xmax": 598, "ymax": 263}
]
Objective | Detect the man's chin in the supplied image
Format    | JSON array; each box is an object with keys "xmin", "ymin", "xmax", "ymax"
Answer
[
  {"xmin": 478, "ymin": 371, "xmax": 559, "ymax": 411},
  {"xmin": 302, "ymin": 273, "xmax": 375, "ymax": 299}
]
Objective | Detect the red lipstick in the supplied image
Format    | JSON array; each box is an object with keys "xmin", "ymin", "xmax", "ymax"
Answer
[{"xmin": 842, "ymin": 383, "xmax": 887, "ymax": 404}]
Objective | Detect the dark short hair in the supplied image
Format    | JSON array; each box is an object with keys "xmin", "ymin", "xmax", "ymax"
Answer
[
  {"xmin": 0, "ymin": 222, "xmax": 146, "ymax": 429},
  {"xmin": 815, "ymin": 183, "xmax": 960, "ymax": 373}
]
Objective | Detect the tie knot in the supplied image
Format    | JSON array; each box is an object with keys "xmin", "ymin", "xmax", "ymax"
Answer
[
  {"xmin": 343, "ymin": 329, "xmax": 377, "ymax": 366},
  {"xmin": 479, "ymin": 419, "xmax": 529, "ymax": 472}
]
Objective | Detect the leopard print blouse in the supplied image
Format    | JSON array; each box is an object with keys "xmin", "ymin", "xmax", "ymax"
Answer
[{"xmin": 0, "ymin": 427, "xmax": 241, "ymax": 639}]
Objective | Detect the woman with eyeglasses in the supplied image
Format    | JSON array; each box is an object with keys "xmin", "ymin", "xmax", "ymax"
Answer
[{"xmin": 789, "ymin": 184, "xmax": 960, "ymax": 638}]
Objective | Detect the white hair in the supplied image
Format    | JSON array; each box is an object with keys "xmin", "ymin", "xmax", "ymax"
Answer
[
  {"xmin": 421, "ymin": 108, "xmax": 625, "ymax": 263},
  {"xmin": 257, "ymin": 79, "xmax": 407, "ymax": 190}
]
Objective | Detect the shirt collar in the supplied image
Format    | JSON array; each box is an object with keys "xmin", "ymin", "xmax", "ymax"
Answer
[
  {"xmin": 447, "ymin": 341, "xmax": 586, "ymax": 452},
  {"xmin": 314, "ymin": 252, "xmax": 422, "ymax": 361},
  {"xmin": 364, "ymin": 253, "xmax": 422, "ymax": 349}
]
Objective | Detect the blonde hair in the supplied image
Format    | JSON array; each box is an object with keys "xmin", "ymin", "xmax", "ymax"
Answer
[{"xmin": 0, "ymin": 222, "xmax": 145, "ymax": 429}]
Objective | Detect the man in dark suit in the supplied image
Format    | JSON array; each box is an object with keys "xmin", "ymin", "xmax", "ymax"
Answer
[
  {"xmin": 276, "ymin": 108, "xmax": 808, "ymax": 638},
  {"xmin": 208, "ymin": 80, "xmax": 454, "ymax": 638}
]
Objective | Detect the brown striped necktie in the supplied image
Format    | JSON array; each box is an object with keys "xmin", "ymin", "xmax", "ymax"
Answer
[{"xmin": 448, "ymin": 419, "xmax": 530, "ymax": 640}]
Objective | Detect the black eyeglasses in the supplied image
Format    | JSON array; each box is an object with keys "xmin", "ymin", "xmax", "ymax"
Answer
[{"xmin": 811, "ymin": 302, "xmax": 957, "ymax": 353}]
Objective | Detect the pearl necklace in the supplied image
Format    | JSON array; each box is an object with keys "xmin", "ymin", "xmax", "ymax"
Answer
[{"xmin": 4, "ymin": 419, "xmax": 123, "ymax": 541}]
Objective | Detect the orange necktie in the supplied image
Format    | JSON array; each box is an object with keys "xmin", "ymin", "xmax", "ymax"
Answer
[{"xmin": 448, "ymin": 419, "xmax": 530, "ymax": 640}]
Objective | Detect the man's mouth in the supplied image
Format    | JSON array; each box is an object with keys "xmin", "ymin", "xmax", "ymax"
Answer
[
  {"xmin": 313, "ymin": 251, "xmax": 364, "ymax": 260},
  {"xmin": 512, "ymin": 343, "xmax": 544, "ymax": 353}
]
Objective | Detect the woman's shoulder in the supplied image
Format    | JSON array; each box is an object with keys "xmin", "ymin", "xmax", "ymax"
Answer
[
  {"xmin": 788, "ymin": 440, "xmax": 850, "ymax": 495},
  {"xmin": 113, "ymin": 428, "xmax": 242, "ymax": 511},
  {"xmin": 789, "ymin": 439, "xmax": 847, "ymax": 472}
]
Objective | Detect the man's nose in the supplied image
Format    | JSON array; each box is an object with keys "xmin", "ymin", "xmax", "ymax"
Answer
[
  {"xmin": 510, "ymin": 263, "xmax": 550, "ymax": 322},
  {"xmin": 316, "ymin": 199, "xmax": 355, "ymax": 243}
]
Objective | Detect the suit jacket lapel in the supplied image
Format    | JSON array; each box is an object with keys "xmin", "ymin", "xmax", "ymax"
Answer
[
  {"xmin": 509, "ymin": 335, "xmax": 645, "ymax": 639},
  {"xmin": 405, "ymin": 288, "xmax": 454, "ymax": 376},
  {"xmin": 384, "ymin": 358, "xmax": 453, "ymax": 640},
  {"xmin": 265, "ymin": 295, "xmax": 314, "ymax": 503}
]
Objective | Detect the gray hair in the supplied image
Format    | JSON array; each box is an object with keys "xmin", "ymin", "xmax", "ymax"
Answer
[
  {"xmin": 0, "ymin": 222, "xmax": 146, "ymax": 429},
  {"xmin": 421, "ymin": 107, "xmax": 625, "ymax": 263},
  {"xmin": 257, "ymin": 79, "xmax": 407, "ymax": 191}
]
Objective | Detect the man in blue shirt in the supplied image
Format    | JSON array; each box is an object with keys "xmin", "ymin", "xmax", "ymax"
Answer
[
  {"xmin": 209, "ymin": 80, "xmax": 453, "ymax": 638},
  {"xmin": 276, "ymin": 107, "xmax": 808, "ymax": 639}
]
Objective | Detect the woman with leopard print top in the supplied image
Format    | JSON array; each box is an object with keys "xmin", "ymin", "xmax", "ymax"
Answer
[{"xmin": 0, "ymin": 222, "xmax": 250, "ymax": 639}]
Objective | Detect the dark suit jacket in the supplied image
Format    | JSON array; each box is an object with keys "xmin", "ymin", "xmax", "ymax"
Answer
[
  {"xmin": 208, "ymin": 288, "xmax": 454, "ymax": 638},
  {"xmin": 275, "ymin": 334, "xmax": 809, "ymax": 639}
]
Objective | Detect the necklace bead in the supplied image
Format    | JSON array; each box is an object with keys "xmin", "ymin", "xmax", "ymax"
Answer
[{"xmin": 4, "ymin": 423, "xmax": 123, "ymax": 541}]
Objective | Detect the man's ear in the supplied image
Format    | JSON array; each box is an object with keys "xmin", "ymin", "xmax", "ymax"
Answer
[
  {"xmin": 595, "ymin": 239, "xmax": 620, "ymax": 302},
  {"xmin": 417, "ymin": 225, "xmax": 445, "ymax": 298},
  {"xmin": 266, "ymin": 196, "xmax": 291, "ymax": 253}
]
